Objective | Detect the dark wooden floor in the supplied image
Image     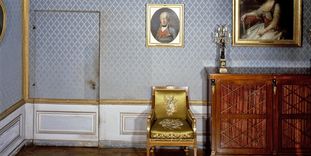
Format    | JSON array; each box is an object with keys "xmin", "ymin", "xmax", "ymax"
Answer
[{"xmin": 16, "ymin": 146, "xmax": 205, "ymax": 156}]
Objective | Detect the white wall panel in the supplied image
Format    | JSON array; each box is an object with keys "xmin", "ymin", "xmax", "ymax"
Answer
[
  {"xmin": 0, "ymin": 106, "xmax": 25, "ymax": 156},
  {"xmin": 120, "ymin": 112, "xmax": 148, "ymax": 135},
  {"xmin": 0, "ymin": 117, "xmax": 21, "ymax": 152},
  {"xmin": 34, "ymin": 104, "xmax": 98, "ymax": 142},
  {"xmin": 37, "ymin": 111, "xmax": 96, "ymax": 134},
  {"xmin": 24, "ymin": 104, "xmax": 34, "ymax": 140},
  {"xmin": 99, "ymin": 105, "xmax": 150, "ymax": 142}
]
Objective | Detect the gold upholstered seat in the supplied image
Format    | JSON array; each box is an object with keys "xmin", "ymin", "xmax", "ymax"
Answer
[
  {"xmin": 146, "ymin": 86, "xmax": 197, "ymax": 156},
  {"xmin": 150, "ymin": 118, "xmax": 194, "ymax": 139}
]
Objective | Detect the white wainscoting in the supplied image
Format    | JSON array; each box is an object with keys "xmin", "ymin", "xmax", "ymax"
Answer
[
  {"xmin": 37, "ymin": 111, "xmax": 96, "ymax": 134},
  {"xmin": 99, "ymin": 104, "xmax": 209, "ymax": 148},
  {"xmin": 0, "ymin": 105, "xmax": 25, "ymax": 156},
  {"xmin": 33, "ymin": 104, "xmax": 98, "ymax": 145},
  {"xmin": 120, "ymin": 112, "xmax": 149, "ymax": 135},
  {"xmin": 24, "ymin": 104, "xmax": 34, "ymax": 140},
  {"xmin": 22, "ymin": 103, "xmax": 210, "ymax": 148}
]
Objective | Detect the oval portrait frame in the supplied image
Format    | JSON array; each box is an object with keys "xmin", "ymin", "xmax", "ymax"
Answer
[{"xmin": 0, "ymin": 0, "xmax": 6, "ymax": 42}]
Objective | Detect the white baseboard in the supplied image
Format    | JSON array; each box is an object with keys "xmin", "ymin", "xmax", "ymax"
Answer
[
  {"xmin": 33, "ymin": 139, "xmax": 98, "ymax": 147},
  {"xmin": 8, "ymin": 140, "xmax": 31, "ymax": 156},
  {"xmin": 99, "ymin": 140, "xmax": 206, "ymax": 149},
  {"xmin": 99, "ymin": 140, "xmax": 145, "ymax": 148}
]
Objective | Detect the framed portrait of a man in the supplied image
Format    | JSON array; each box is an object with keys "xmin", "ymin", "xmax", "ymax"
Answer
[
  {"xmin": 232, "ymin": 0, "xmax": 302, "ymax": 46},
  {"xmin": 146, "ymin": 4, "xmax": 184, "ymax": 47},
  {"xmin": 0, "ymin": 0, "xmax": 6, "ymax": 42}
]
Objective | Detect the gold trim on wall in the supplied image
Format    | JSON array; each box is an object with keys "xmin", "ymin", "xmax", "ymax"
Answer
[
  {"xmin": 99, "ymin": 99, "xmax": 208, "ymax": 105},
  {"xmin": 0, "ymin": 98, "xmax": 208, "ymax": 121},
  {"xmin": 0, "ymin": 99, "xmax": 25, "ymax": 121},
  {"xmin": 25, "ymin": 98, "xmax": 209, "ymax": 105},
  {"xmin": 22, "ymin": 0, "xmax": 30, "ymax": 101},
  {"xmin": 100, "ymin": 99, "xmax": 150, "ymax": 105},
  {"xmin": 26, "ymin": 98, "xmax": 99, "ymax": 105}
]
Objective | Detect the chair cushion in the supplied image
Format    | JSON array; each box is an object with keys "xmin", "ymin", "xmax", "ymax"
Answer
[
  {"xmin": 151, "ymin": 118, "xmax": 194, "ymax": 139},
  {"xmin": 154, "ymin": 90, "xmax": 187, "ymax": 119}
]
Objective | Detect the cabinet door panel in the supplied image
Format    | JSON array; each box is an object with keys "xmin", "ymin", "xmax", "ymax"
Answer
[
  {"xmin": 220, "ymin": 119, "xmax": 266, "ymax": 148},
  {"xmin": 278, "ymin": 79, "xmax": 311, "ymax": 153},
  {"xmin": 215, "ymin": 79, "xmax": 273, "ymax": 154},
  {"xmin": 220, "ymin": 82, "xmax": 267, "ymax": 115}
]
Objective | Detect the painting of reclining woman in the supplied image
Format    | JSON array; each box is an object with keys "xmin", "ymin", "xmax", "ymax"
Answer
[{"xmin": 233, "ymin": 0, "xmax": 301, "ymax": 46}]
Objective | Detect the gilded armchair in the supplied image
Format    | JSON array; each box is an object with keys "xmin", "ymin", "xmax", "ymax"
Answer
[{"xmin": 146, "ymin": 86, "xmax": 197, "ymax": 156}]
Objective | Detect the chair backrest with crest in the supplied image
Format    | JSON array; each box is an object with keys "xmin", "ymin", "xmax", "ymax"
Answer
[{"xmin": 152, "ymin": 86, "xmax": 189, "ymax": 120}]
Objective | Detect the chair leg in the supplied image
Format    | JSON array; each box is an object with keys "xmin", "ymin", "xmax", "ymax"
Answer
[
  {"xmin": 150, "ymin": 146, "xmax": 155, "ymax": 156},
  {"xmin": 193, "ymin": 146, "xmax": 197, "ymax": 156},
  {"xmin": 184, "ymin": 146, "xmax": 189, "ymax": 155},
  {"xmin": 146, "ymin": 146, "xmax": 150, "ymax": 156}
]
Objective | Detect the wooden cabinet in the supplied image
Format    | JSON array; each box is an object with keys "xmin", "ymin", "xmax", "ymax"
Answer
[
  {"xmin": 275, "ymin": 78, "xmax": 311, "ymax": 154},
  {"xmin": 207, "ymin": 68, "xmax": 311, "ymax": 155}
]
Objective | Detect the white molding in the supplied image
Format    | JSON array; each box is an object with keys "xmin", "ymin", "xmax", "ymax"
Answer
[
  {"xmin": 13, "ymin": 103, "xmax": 210, "ymax": 149},
  {"xmin": 33, "ymin": 139, "xmax": 98, "ymax": 147},
  {"xmin": 34, "ymin": 104, "xmax": 98, "ymax": 141},
  {"xmin": 120, "ymin": 112, "xmax": 148, "ymax": 135},
  {"xmin": 0, "ymin": 116, "xmax": 22, "ymax": 152},
  {"xmin": 99, "ymin": 140, "xmax": 145, "ymax": 148},
  {"xmin": 8, "ymin": 140, "xmax": 30, "ymax": 156},
  {"xmin": 194, "ymin": 113, "xmax": 209, "ymax": 136},
  {"xmin": 36, "ymin": 111, "xmax": 97, "ymax": 135},
  {"xmin": 0, "ymin": 106, "xmax": 25, "ymax": 156},
  {"xmin": 24, "ymin": 104, "xmax": 34, "ymax": 140}
]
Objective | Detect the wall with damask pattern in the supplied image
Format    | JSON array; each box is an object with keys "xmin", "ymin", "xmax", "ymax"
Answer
[
  {"xmin": 0, "ymin": 0, "xmax": 22, "ymax": 114},
  {"xmin": 29, "ymin": 0, "xmax": 311, "ymax": 101}
]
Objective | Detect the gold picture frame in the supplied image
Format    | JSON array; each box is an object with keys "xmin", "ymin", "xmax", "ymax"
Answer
[
  {"xmin": 232, "ymin": 0, "xmax": 302, "ymax": 47},
  {"xmin": 146, "ymin": 4, "xmax": 184, "ymax": 47},
  {"xmin": 0, "ymin": 0, "xmax": 6, "ymax": 42}
]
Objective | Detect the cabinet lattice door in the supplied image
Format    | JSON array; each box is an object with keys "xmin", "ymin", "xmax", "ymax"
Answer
[
  {"xmin": 214, "ymin": 79, "xmax": 273, "ymax": 154},
  {"xmin": 277, "ymin": 80, "xmax": 311, "ymax": 153}
]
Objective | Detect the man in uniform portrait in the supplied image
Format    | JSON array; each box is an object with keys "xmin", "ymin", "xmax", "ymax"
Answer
[{"xmin": 156, "ymin": 12, "xmax": 177, "ymax": 43}]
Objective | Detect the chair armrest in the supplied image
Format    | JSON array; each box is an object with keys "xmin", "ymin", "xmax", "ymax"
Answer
[
  {"xmin": 147, "ymin": 109, "xmax": 156, "ymax": 138},
  {"xmin": 187, "ymin": 109, "xmax": 197, "ymax": 137}
]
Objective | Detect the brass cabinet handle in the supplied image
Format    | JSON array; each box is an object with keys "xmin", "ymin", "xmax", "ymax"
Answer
[
  {"xmin": 272, "ymin": 79, "xmax": 277, "ymax": 95},
  {"xmin": 211, "ymin": 79, "xmax": 216, "ymax": 95}
]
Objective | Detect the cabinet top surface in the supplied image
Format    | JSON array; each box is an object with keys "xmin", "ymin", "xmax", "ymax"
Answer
[{"xmin": 205, "ymin": 67, "xmax": 311, "ymax": 76}]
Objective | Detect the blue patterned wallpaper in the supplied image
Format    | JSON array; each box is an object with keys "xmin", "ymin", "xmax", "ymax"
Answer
[
  {"xmin": 29, "ymin": 0, "xmax": 311, "ymax": 101},
  {"xmin": 0, "ymin": 0, "xmax": 22, "ymax": 113},
  {"xmin": 29, "ymin": 11, "xmax": 100, "ymax": 99}
]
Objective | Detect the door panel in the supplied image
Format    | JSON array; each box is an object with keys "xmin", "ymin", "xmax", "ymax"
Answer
[{"xmin": 29, "ymin": 10, "xmax": 100, "ymax": 99}]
